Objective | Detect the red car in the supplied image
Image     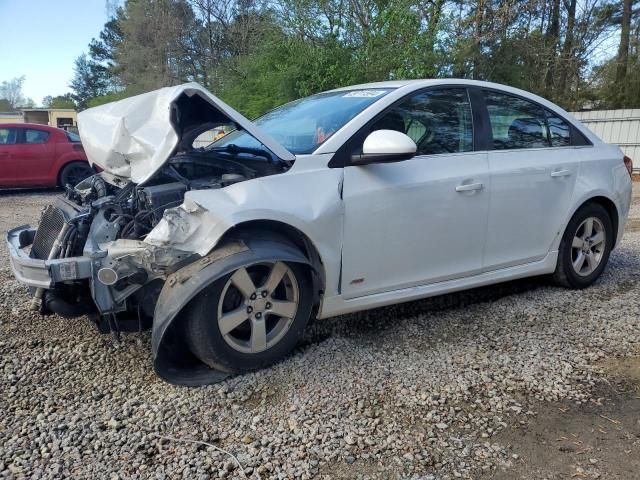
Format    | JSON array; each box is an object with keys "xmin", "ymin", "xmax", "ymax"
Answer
[{"xmin": 0, "ymin": 123, "xmax": 94, "ymax": 188}]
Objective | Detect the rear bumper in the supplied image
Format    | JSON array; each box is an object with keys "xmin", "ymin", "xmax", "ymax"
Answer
[{"xmin": 6, "ymin": 225, "xmax": 92, "ymax": 289}]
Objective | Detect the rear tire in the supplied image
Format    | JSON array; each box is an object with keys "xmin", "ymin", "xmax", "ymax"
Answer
[
  {"xmin": 59, "ymin": 161, "xmax": 94, "ymax": 188},
  {"xmin": 184, "ymin": 259, "xmax": 313, "ymax": 373},
  {"xmin": 553, "ymin": 203, "xmax": 613, "ymax": 289}
]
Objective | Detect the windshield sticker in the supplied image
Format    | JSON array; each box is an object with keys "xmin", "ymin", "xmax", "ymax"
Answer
[{"xmin": 343, "ymin": 90, "xmax": 386, "ymax": 98}]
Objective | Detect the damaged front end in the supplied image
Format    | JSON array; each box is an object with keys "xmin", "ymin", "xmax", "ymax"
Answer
[
  {"xmin": 6, "ymin": 83, "xmax": 301, "ymax": 384},
  {"xmin": 7, "ymin": 174, "xmax": 195, "ymax": 332},
  {"xmin": 7, "ymin": 160, "xmax": 294, "ymax": 362}
]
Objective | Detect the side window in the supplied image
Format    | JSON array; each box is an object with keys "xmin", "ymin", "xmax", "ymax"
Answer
[
  {"xmin": 0, "ymin": 128, "xmax": 18, "ymax": 145},
  {"xmin": 484, "ymin": 91, "xmax": 549, "ymax": 150},
  {"xmin": 25, "ymin": 129, "xmax": 50, "ymax": 144},
  {"xmin": 371, "ymin": 88, "xmax": 473, "ymax": 155},
  {"xmin": 546, "ymin": 111, "xmax": 571, "ymax": 147}
]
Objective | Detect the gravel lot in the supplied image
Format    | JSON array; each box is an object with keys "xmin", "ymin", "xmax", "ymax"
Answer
[{"xmin": 1, "ymin": 188, "xmax": 639, "ymax": 479}]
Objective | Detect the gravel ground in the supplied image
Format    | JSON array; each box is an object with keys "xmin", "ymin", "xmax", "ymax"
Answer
[{"xmin": 1, "ymin": 188, "xmax": 639, "ymax": 479}]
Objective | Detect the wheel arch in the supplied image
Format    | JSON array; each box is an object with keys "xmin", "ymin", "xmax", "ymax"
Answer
[
  {"xmin": 568, "ymin": 195, "xmax": 620, "ymax": 248},
  {"xmin": 151, "ymin": 231, "xmax": 321, "ymax": 385},
  {"xmin": 218, "ymin": 219, "xmax": 326, "ymax": 297},
  {"xmin": 587, "ymin": 196, "xmax": 619, "ymax": 247}
]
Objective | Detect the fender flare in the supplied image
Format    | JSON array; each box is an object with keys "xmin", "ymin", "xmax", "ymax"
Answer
[{"xmin": 151, "ymin": 236, "xmax": 312, "ymax": 386}]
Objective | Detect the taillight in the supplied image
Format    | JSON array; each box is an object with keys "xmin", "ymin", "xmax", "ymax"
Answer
[{"xmin": 623, "ymin": 155, "xmax": 633, "ymax": 178}]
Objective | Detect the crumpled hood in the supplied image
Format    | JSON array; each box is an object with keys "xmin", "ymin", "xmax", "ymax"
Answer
[{"xmin": 77, "ymin": 82, "xmax": 295, "ymax": 184}]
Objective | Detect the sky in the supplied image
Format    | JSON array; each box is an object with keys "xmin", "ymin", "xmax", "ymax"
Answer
[{"xmin": 0, "ymin": 0, "xmax": 110, "ymax": 106}]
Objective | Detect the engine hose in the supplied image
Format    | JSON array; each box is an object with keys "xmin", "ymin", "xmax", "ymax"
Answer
[
  {"xmin": 43, "ymin": 290, "xmax": 95, "ymax": 318},
  {"xmin": 60, "ymin": 225, "xmax": 77, "ymax": 258},
  {"xmin": 64, "ymin": 229, "xmax": 77, "ymax": 258},
  {"xmin": 91, "ymin": 176, "xmax": 107, "ymax": 198}
]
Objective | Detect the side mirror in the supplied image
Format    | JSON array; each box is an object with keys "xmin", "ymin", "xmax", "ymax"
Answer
[{"xmin": 351, "ymin": 129, "xmax": 417, "ymax": 165}]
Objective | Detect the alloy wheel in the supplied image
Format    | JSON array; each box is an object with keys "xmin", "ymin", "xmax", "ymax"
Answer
[
  {"xmin": 571, "ymin": 216, "xmax": 606, "ymax": 277},
  {"xmin": 217, "ymin": 262, "xmax": 299, "ymax": 354}
]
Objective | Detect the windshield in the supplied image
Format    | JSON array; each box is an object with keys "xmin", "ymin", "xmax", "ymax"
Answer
[
  {"xmin": 209, "ymin": 88, "xmax": 393, "ymax": 155},
  {"xmin": 66, "ymin": 131, "xmax": 81, "ymax": 142}
]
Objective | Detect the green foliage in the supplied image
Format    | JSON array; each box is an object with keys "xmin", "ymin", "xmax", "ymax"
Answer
[
  {"xmin": 594, "ymin": 53, "xmax": 640, "ymax": 108},
  {"xmin": 0, "ymin": 98, "xmax": 15, "ymax": 112},
  {"xmin": 42, "ymin": 94, "xmax": 76, "ymax": 109},
  {"xmin": 85, "ymin": 90, "xmax": 137, "ymax": 108},
  {"xmin": 71, "ymin": 0, "xmax": 639, "ymax": 112},
  {"xmin": 69, "ymin": 54, "xmax": 109, "ymax": 109}
]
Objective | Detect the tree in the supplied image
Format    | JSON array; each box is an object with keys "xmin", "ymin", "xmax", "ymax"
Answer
[
  {"xmin": 616, "ymin": 0, "xmax": 633, "ymax": 84},
  {"xmin": 71, "ymin": 0, "xmax": 640, "ymax": 113},
  {"xmin": 0, "ymin": 99, "xmax": 14, "ymax": 112},
  {"xmin": 0, "ymin": 76, "xmax": 35, "ymax": 109},
  {"xmin": 594, "ymin": 0, "xmax": 640, "ymax": 108},
  {"xmin": 69, "ymin": 54, "xmax": 109, "ymax": 109},
  {"xmin": 114, "ymin": 0, "xmax": 201, "ymax": 93},
  {"xmin": 88, "ymin": 11, "xmax": 125, "ymax": 90},
  {"xmin": 42, "ymin": 94, "xmax": 76, "ymax": 109},
  {"xmin": 557, "ymin": 0, "xmax": 577, "ymax": 101}
]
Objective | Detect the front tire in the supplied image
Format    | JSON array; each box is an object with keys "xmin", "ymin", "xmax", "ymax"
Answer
[
  {"xmin": 184, "ymin": 260, "xmax": 313, "ymax": 373},
  {"xmin": 553, "ymin": 203, "xmax": 613, "ymax": 288}
]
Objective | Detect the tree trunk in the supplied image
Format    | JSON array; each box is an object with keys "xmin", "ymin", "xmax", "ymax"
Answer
[
  {"xmin": 557, "ymin": 0, "xmax": 576, "ymax": 102},
  {"xmin": 424, "ymin": 0, "xmax": 445, "ymax": 76},
  {"xmin": 544, "ymin": 0, "xmax": 560, "ymax": 97},
  {"xmin": 615, "ymin": 0, "xmax": 632, "ymax": 86},
  {"xmin": 473, "ymin": 0, "xmax": 485, "ymax": 79},
  {"xmin": 425, "ymin": 0, "xmax": 445, "ymax": 50}
]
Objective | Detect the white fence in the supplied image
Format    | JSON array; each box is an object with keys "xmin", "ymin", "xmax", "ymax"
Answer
[{"xmin": 571, "ymin": 109, "xmax": 640, "ymax": 171}]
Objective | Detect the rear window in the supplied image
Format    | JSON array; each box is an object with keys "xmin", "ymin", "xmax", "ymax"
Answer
[
  {"xmin": 484, "ymin": 91, "xmax": 549, "ymax": 150},
  {"xmin": 25, "ymin": 129, "xmax": 50, "ymax": 144}
]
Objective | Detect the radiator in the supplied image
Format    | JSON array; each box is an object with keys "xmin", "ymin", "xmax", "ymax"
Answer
[{"xmin": 31, "ymin": 205, "xmax": 66, "ymax": 260}]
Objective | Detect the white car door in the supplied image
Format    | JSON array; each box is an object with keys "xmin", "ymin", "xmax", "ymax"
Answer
[
  {"xmin": 340, "ymin": 88, "xmax": 490, "ymax": 299},
  {"xmin": 481, "ymin": 90, "xmax": 580, "ymax": 270}
]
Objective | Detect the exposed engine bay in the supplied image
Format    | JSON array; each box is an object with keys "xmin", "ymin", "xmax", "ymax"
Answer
[
  {"xmin": 29, "ymin": 148, "xmax": 290, "ymax": 332},
  {"xmin": 69, "ymin": 149, "xmax": 288, "ymax": 241},
  {"xmin": 6, "ymin": 82, "xmax": 309, "ymax": 384}
]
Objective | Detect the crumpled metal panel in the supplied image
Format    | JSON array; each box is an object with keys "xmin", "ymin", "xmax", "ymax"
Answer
[
  {"xmin": 144, "ymin": 157, "xmax": 344, "ymax": 301},
  {"xmin": 77, "ymin": 82, "xmax": 295, "ymax": 184}
]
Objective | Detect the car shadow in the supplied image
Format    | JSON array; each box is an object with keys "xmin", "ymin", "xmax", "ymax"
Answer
[
  {"xmin": 301, "ymin": 275, "xmax": 548, "ymax": 347},
  {"xmin": 0, "ymin": 187, "xmax": 62, "ymax": 197}
]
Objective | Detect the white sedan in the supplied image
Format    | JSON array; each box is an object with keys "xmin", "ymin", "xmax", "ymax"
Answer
[{"xmin": 7, "ymin": 79, "xmax": 633, "ymax": 384}]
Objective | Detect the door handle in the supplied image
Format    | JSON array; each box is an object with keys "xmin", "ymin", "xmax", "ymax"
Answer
[
  {"xmin": 550, "ymin": 169, "xmax": 571, "ymax": 177},
  {"xmin": 455, "ymin": 182, "xmax": 483, "ymax": 192}
]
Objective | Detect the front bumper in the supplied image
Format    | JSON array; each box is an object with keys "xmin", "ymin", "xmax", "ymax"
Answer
[{"xmin": 6, "ymin": 225, "xmax": 92, "ymax": 289}]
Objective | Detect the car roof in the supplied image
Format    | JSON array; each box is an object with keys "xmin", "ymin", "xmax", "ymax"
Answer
[
  {"xmin": 325, "ymin": 78, "xmax": 580, "ymax": 122},
  {"xmin": 0, "ymin": 122, "xmax": 59, "ymax": 131},
  {"xmin": 314, "ymin": 78, "xmax": 601, "ymax": 154},
  {"xmin": 328, "ymin": 78, "xmax": 539, "ymax": 94}
]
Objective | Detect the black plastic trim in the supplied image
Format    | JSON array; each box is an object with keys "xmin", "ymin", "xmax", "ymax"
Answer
[
  {"xmin": 351, "ymin": 151, "xmax": 415, "ymax": 165},
  {"xmin": 569, "ymin": 124, "xmax": 592, "ymax": 146},
  {"xmin": 467, "ymin": 87, "xmax": 492, "ymax": 151}
]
